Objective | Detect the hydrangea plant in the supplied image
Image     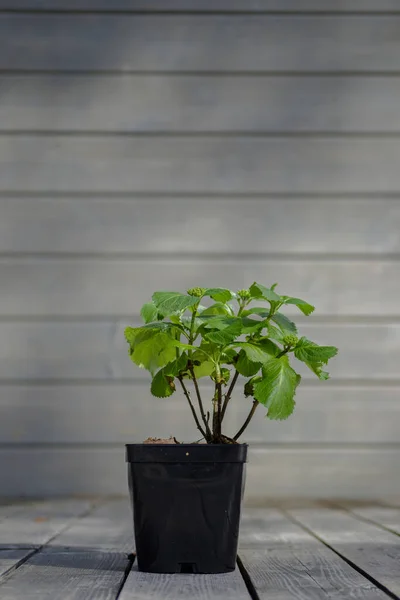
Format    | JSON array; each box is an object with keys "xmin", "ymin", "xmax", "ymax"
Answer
[{"xmin": 125, "ymin": 283, "xmax": 338, "ymax": 444}]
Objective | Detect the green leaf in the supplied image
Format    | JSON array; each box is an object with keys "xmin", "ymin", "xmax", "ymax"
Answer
[
  {"xmin": 129, "ymin": 330, "xmax": 176, "ymax": 375},
  {"xmin": 205, "ymin": 321, "xmax": 242, "ymax": 345},
  {"xmin": 266, "ymin": 323, "xmax": 285, "ymax": 343},
  {"xmin": 249, "ymin": 282, "xmax": 281, "ymax": 303},
  {"xmin": 204, "ymin": 288, "xmax": 235, "ymax": 303},
  {"xmin": 294, "ymin": 337, "xmax": 338, "ymax": 364},
  {"xmin": 305, "ymin": 361, "xmax": 330, "ymax": 381},
  {"xmin": 234, "ymin": 340, "xmax": 279, "ymax": 363},
  {"xmin": 152, "ymin": 291, "xmax": 198, "ymax": 317},
  {"xmin": 282, "ymin": 296, "xmax": 315, "ymax": 316},
  {"xmin": 191, "ymin": 360, "xmax": 215, "ymax": 379},
  {"xmin": 236, "ymin": 350, "xmax": 262, "ymax": 377},
  {"xmin": 151, "ymin": 369, "xmax": 176, "ymax": 398},
  {"xmin": 163, "ymin": 353, "xmax": 188, "ymax": 377},
  {"xmin": 140, "ymin": 302, "xmax": 159, "ymax": 324},
  {"xmin": 200, "ymin": 302, "xmax": 234, "ymax": 316},
  {"xmin": 242, "ymin": 307, "xmax": 270, "ymax": 318},
  {"xmin": 241, "ymin": 317, "xmax": 265, "ymax": 334},
  {"xmin": 271, "ymin": 313, "xmax": 298, "ymax": 334},
  {"xmin": 253, "ymin": 356, "xmax": 300, "ymax": 420}
]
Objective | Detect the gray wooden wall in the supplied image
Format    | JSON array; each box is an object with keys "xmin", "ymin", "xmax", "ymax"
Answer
[{"xmin": 0, "ymin": 1, "xmax": 399, "ymax": 501}]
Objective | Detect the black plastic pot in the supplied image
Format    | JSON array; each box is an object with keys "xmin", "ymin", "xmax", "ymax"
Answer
[{"xmin": 126, "ymin": 443, "xmax": 247, "ymax": 574}]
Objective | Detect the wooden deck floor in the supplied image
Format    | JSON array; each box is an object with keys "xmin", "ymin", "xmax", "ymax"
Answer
[{"xmin": 0, "ymin": 498, "xmax": 398, "ymax": 599}]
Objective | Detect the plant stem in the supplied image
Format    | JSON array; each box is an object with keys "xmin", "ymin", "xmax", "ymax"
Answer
[
  {"xmin": 188, "ymin": 366, "xmax": 212, "ymax": 440},
  {"xmin": 221, "ymin": 369, "xmax": 240, "ymax": 421},
  {"xmin": 213, "ymin": 381, "xmax": 222, "ymax": 442},
  {"xmin": 177, "ymin": 376, "xmax": 207, "ymax": 439},
  {"xmin": 233, "ymin": 400, "xmax": 259, "ymax": 441}
]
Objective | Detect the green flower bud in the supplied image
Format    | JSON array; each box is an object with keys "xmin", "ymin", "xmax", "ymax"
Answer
[
  {"xmin": 237, "ymin": 289, "xmax": 251, "ymax": 300},
  {"xmin": 187, "ymin": 287, "xmax": 206, "ymax": 298},
  {"xmin": 283, "ymin": 334, "xmax": 299, "ymax": 347}
]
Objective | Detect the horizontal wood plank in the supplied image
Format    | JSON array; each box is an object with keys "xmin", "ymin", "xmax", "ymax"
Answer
[
  {"xmin": 1, "ymin": 1, "xmax": 399, "ymax": 12},
  {"xmin": 0, "ymin": 322, "xmax": 397, "ymax": 381},
  {"xmin": 1, "ymin": 197, "xmax": 400, "ymax": 255},
  {"xmin": 0, "ymin": 551, "xmax": 129, "ymax": 600},
  {"xmin": 1, "ymin": 259, "xmax": 400, "ymax": 317},
  {"xmin": 3, "ymin": 76, "xmax": 400, "ymax": 133},
  {"xmin": 1, "ymin": 446, "xmax": 399, "ymax": 499},
  {"xmin": 341, "ymin": 505, "xmax": 400, "ymax": 535},
  {"xmin": 0, "ymin": 500, "xmax": 95, "ymax": 549},
  {"xmin": 287, "ymin": 508, "xmax": 400, "ymax": 597},
  {"xmin": 1, "ymin": 16, "xmax": 400, "ymax": 72},
  {"xmin": 119, "ymin": 565, "xmax": 250, "ymax": 600},
  {"xmin": 1, "ymin": 384, "xmax": 399, "ymax": 444},
  {"xmin": 239, "ymin": 509, "xmax": 386, "ymax": 600},
  {"xmin": 47, "ymin": 500, "xmax": 134, "ymax": 553},
  {"xmin": 0, "ymin": 549, "xmax": 35, "ymax": 581},
  {"xmin": 2, "ymin": 136, "xmax": 400, "ymax": 193}
]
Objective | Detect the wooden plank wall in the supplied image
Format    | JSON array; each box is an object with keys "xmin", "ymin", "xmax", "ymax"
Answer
[{"xmin": 0, "ymin": 1, "xmax": 399, "ymax": 500}]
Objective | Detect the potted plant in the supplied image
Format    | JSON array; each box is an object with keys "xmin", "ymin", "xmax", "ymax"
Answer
[{"xmin": 124, "ymin": 283, "xmax": 337, "ymax": 574}]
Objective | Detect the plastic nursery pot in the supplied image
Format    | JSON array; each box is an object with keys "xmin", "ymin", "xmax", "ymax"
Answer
[{"xmin": 126, "ymin": 443, "xmax": 247, "ymax": 574}]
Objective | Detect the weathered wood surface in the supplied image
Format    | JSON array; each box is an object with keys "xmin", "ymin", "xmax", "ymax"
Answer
[
  {"xmin": 0, "ymin": 549, "xmax": 35, "ymax": 581},
  {"xmin": 1, "ymin": 383, "xmax": 399, "ymax": 444},
  {"xmin": 288, "ymin": 507, "xmax": 400, "ymax": 597},
  {"xmin": 0, "ymin": 551, "xmax": 129, "ymax": 600},
  {"xmin": 240, "ymin": 510, "xmax": 387, "ymax": 600},
  {"xmin": 119, "ymin": 566, "xmax": 251, "ymax": 600},
  {"xmin": 3, "ymin": 76, "xmax": 400, "ymax": 133},
  {"xmin": 0, "ymin": 321, "xmax": 397, "ymax": 381},
  {"xmin": 0, "ymin": 500, "xmax": 95, "ymax": 549},
  {"xmin": 2, "ymin": 136, "xmax": 400, "ymax": 193},
  {"xmin": 1, "ymin": 15, "xmax": 400, "ymax": 72},
  {"xmin": 1, "ymin": 197, "xmax": 400, "ymax": 255},
  {"xmin": 341, "ymin": 504, "xmax": 400, "ymax": 536},
  {"xmin": 0, "ymin": 501, "xmax": 398, "ymax": 599},
  {"xmin": 47, "ymin": 500, "xmax": 134, "ymax": 553},
  {"xmin": 1, "ymin": 259, "xmax": 400, "ymax": 317},
  {"xmin": 2, "ymin": 1, "xmax": 400, "ymax": 12},
  {"xmin": 1, "ymin": 447, "xmax": 399, "ymax": 499}
]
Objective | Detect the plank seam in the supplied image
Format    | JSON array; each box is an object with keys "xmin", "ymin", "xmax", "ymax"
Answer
[
  {"xmin": 3, "ymin": 130, "xmax": 400, "ymax": 138},
  {"xmin": 2, "ymin": 70, "xmax": 400, "ymax": 77},
  {"xmin": 115, "ymin": 553, "xmax": 136, "ymax": 600},
  {"xmin": 283, "ymin": 509, "xmax": 400, "ymax": 600},
  {"xmin": 335, "ymin": 504, "xmax": 400, "ymax": 538},
  {"xmin": 236, "ymin": 555, "xmax": 261, "ymax": 600},
  {"xmin": 2, "ymin": 9, "xmax": 400, "ymax": 16},
  {"xmin": 0, "ymin": 501, "xmax": 100, "ymax": 584}
]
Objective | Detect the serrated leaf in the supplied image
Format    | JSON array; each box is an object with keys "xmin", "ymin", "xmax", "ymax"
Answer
[
  {"xmin": 140, "ymin": 302, "xmax": 159, "ymax": 324},
  {"xmin": 163, "ymin": 353, "xmax": 188, "ymax": 377},
  {"xmin": 234, "ymin": 340, "xmax": 279, "ymax": 363},
  {"xmin": 282, "ymin": 296, "xmax": 315, "ymax": 316},
  {"xmin": 305, "ymin": 361, "xmax": 330, "ymax": 380},
  {"xmin": 205, "ymin": 321, "xmax": 242, "ymax": 345},
  {"xmin": 152, "ymin": 291, "xmax": 199, "ymax": 317},
  {"xmin": 236, "ymin": 350, "xmax": 262, "ymax": 377},
  {"xmin": 204, "ymin": 288, "xmax": 235, "ymax": 303},
  {"xmin": 271, "ymin": 313, "xmax": 298, "ymax": 334},
  {"xmin": 241, "ymin": 317, "xmax": 265, "ymax": 334},
  {"xmin": 130, "ymin": 330, "xmax": 176, "ymax": 375},
  {"xmin": 151, "ymin": 369, "xmax": 176, "ymax": 398},
  {"xmin": 253, "ymin": 356, "xmax": 299, "ymax": 420},
  {"xmin": 249, "ymin": 282, "xmax": 281, "ymax": 303},
  {"xmin": 242, "ymin": 307, "xmax": 270, "ymax": 318},
  {"xmin": 200, "ymin": 302, "xmax": 234, "ymax": 316},
  {"xmin": 294, "ymin": 337, "xmax": 338, "ymax": 364},
  {"xmin": 266, "ymin": 323, "xmax": 285, "ymax": 343}
]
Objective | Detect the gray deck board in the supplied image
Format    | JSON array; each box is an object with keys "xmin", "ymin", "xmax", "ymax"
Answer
[
  {"xmin": 0, "ymin": 550, "xmax": 128, "ymax": 600},
  {"xmin": 341, "ymin": 505, "xmax": 400, "ymax": 537},
  {"xmin": 0, "ymin": 500, "xmax": 398, "ymax": 599},
  {"xmin": 239, "ymin": 509, "xmax": 387, "ymax": 599},
  {"xmin": 118, "ymin": 565, "xmax": 251, "ymax": 600},
  {"xmin": 288, "ymin": 507, "xmax": 400, "ymax": 598},
  {"xmin": 47, "ymin": 499, "xmax": 134, "ymax": 553},
  {"xmin": 0, "ymin": 499, "xmax": 96, "ymax": 549}
]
